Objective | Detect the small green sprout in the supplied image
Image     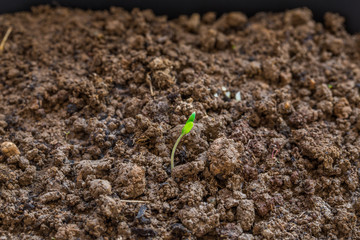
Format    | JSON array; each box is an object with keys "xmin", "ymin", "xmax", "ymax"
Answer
[
  {"xmin": 171, "ymin": 112, "xmax": 196, "ymax": 170},
  {"xmin": 64, "ymin": 131, "xmax": 70, "ymax": 140},
  {"xmin": 328, "ymin": 84, "xmax": 333, "ymax": 89}
]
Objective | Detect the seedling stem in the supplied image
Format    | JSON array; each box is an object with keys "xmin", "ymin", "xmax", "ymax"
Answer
[{"xmin": 171, "ymin": 133, "xmax": 185, "ymax": 169}]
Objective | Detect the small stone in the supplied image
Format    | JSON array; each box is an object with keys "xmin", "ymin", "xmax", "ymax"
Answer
[
  {"xmin": 225, "ymin": 91, "xmax": 231, "ymax": 98},
  {"xmin": 235, "ymin": 92, "xmax": 241, "ymax": 101},
  {"xmin": 1, "ymin": 142, "xmax": 20, "ymax": 158}
]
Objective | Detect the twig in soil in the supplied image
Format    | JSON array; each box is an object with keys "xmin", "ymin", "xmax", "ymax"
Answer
[
  {"xmin": 275, "ymin": 219, "xmax": 285, "ymax": 231},
  {"xmin": 135, "ymin": 133, "xmax": 150, "ymax": 145},
  {"xmin": 0, "ymin": 27, "xmax": 12, "ymax": 53},
  {"xmin": 271, "ymin": 148, "xmax": 279, "ymax": 159},
  {"xmin": 146, "ymin": 73, "xmax": 154, "ymax": 96},
  {"xmin": 119, "ymin": 199, "xmax": 149, "ymax": 203},
  {"xmin": 170, "ymin": 112, "xmax": 196, "ymax": 171}
]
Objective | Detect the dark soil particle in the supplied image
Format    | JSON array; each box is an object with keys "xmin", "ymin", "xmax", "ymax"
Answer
[{"xmin": 0, "ymin": 5, "xmax": 360, "ymax": 239}]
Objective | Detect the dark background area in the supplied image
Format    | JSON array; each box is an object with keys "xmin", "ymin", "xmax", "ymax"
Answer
[{"xmin": 1, "ymin": 0, "xmax": 360, "ymax": 33}]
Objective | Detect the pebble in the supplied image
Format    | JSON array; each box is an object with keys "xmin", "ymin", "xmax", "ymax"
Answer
[{"xmin": 235, "ymin": 91, "xmax": 242, "ymax": 101}]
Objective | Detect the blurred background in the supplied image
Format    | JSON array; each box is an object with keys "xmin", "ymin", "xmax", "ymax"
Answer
[{"xmin": 1, "ymin": 0, "xmax": 359, "ymax": 33}]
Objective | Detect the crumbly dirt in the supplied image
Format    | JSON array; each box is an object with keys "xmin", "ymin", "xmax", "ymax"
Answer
[{"xmin": 0, "ymin": 6, "xmax": 360, "ymax": 239}]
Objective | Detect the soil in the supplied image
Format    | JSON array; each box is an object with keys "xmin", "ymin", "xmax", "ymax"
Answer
[{"xmin": 0, "ymin": 5, "xmax": 360, "ymax": 240}]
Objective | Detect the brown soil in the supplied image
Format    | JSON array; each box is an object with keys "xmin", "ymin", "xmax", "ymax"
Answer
[{"xmin": 0, "ymin": 5, "xmax": 360, "ymax": 239}]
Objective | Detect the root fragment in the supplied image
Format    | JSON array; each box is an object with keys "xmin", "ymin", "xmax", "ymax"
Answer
[
  {"xmin": 146, "ymin": 73, "xmax": 154, "ymax": 96},
  {"xmin": 119, "ymin": 199, "xmax": 149, "ymax": 203},
  {"xmin": 0, "ymin": 27, "xmax": 13, "ymax": 53}
]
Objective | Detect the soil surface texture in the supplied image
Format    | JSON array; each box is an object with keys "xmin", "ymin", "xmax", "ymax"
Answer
[{"xmin": 1, "ymin": 5, "xmax": 360, "ymax": 240}]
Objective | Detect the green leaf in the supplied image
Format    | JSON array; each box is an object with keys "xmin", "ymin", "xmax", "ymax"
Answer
[
  {"xmin": 186, "ymin": 112, "xmax": 196, "ymax": 124},
  {"xmin": 182, "ymin": 122, "xmax": 194, "ymax": 135},
  {"xmin": 182, "ymin": 112, "xmax": 196, "ymax": 135}
]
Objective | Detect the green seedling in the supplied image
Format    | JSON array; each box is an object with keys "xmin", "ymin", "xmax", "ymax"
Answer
[
  {"xmin": 64, "ymin": 131, "xmax": 70, "ymax": 140},
  {"xmin": 170, "ymin": 112, "xmax": 196, "ymax": 170}
]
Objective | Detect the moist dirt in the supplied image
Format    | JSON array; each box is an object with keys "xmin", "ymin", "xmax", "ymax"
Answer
[{"xmin": 0, "ymin": 6, "xmax": 360, "ymax": 239}]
